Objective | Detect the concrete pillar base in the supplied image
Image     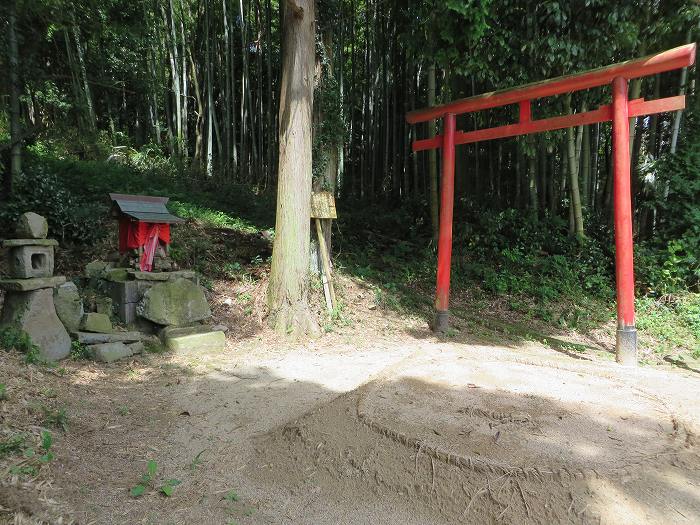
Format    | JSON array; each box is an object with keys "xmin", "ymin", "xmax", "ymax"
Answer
[
  {"xmin": 616, "ymin": 326, "xmax": 637, "ymax": 366},
  {"xmin": 433, "ymin": 310, "xmax": 449, "ymax": 333}
]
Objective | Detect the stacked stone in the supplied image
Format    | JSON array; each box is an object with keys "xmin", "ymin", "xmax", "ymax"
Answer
[
  {"xmin": 136, "ymin": 277, "xmax": 225, "ymax": 353},
  {"xmin": 0, "ymin": 213, "xmax": 71, "ymax": 361}
]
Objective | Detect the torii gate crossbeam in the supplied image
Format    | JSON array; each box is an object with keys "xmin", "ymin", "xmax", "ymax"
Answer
[{"xmin": 406, "ymin": 44, "xmax": 696, "ymax": 366}]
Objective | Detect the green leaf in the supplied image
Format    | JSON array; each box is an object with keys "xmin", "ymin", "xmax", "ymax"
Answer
[
  {"xmin": 160, "ymin": 484, "xmax": 174, "ymax": 497},
  {"xmin": 130, "ymin": 485, "xmax": 146, "ymax": 497},
  {"xmin": 147, "ymin": 460, "xmax": 157, "ymax": 478},
  {"xmin": 38, "ymin": 452, "xmax": 54, "ymax": 463},
  {"xmin": 41, "ymin": 430, "xmax": 52, "ymax": 451},
  {"xmin": 225, "ymin": 489, "xmax": 240, "ymax": 502}
]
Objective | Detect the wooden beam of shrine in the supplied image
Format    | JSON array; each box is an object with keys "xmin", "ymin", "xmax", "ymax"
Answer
[
  {"xmin": 406, "ymin": 44, "xmax": 695, "ymax": 124},
  {"xmin": 411, "ymin": 95, "xmax": 685, "ymax": 152}
]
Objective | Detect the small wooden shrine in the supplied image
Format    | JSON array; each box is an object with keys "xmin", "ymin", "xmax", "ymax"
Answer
[{"xmin": 109, "ymin": 193, "xmax": 184, "ymax": 272}]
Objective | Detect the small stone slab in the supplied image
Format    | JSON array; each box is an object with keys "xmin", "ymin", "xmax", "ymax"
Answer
[
  {"xmin": 0, "ymin": 276, "xmax": 66, "ymax": 291},
  {"xmin": 127, "ymin": 270, "xmax": 197, "ymax": 282},
  {"xmin": 89, "ymin": 342, "xmax": 134, "ymax": 363},
  {"xmin": 160, "ymin": 325, "xmax": 225, "ymax": 353},
  {"xmin": 76, "ymin": 331, "xmax": 146, "ymax": 344},
  {"xmin": 104, "ymin": 268, "xmax": 129, "ymax": 282},
  {"xmin": 15, "ymin": 212, "xmax": 48, "ymax": 239},
  {"xmin": 168, "ymin": 270, "xmax": 196, "ymax": 281},
  {"xmin": 128, "ymin": 270, "xmax": 171, "ymax": 281},
  {"xmin": 80, "ymin": 312, "xmax": 113, "ymax": 333},
  {"xmin": 2, "ymin": 239, "xmax": 58, "ymax": 247}
]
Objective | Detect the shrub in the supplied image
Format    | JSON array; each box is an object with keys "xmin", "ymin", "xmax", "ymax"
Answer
[{"xmin": 0, "ymin": 163, "xmax": 106, "ymax": 245}]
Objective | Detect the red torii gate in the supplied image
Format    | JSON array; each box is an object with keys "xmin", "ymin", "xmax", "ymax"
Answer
[{"xmin": 406, "ymin": 44, "xmax": 696, "ymax": 366}]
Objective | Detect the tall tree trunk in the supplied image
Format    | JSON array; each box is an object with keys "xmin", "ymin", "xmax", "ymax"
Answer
[
  {"xmin": 527, "ymin": 136, "xmax": 538, "ymax": 213},
  {"xmin": 581, "ymin": 125, "xmax": 590, "ymax": 208},
  {"xmin": 267, "ymin": 0, "xmax": 317, "ymax": 336},
  {"xmin": 71, "ymin": 19, "xmax": 96, "ymax": 131},
  {"xmin": 427, "ymin": 64, "xmax": 439, "ymax": 242},
  {"xmin": 205, "ymin": 0, "xmax": 214, "ymax": 176},
  {"xmin": 7, "ymin": 0, "xmax": 22, "ymax": 193},
  {"xmin": 590, "ymin": 122, "xmax": 600, "ymax": 211},
  {"xmin": 564, "ymin": 94, "xmax": 585, "ymax": 241}
]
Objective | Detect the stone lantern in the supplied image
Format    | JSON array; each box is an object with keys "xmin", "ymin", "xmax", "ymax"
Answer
[{"xmin": 0, "ymin": 212, "xmax": 70, "ymax": 361}]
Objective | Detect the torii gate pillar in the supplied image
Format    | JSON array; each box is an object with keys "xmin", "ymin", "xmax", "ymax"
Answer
[
  {"xmin": 408, "ymin": 44, "xmax": 696, "ymax": 366},
  {"xmin": 611, "ymin": 76, "xmax": 636, "ymax": 366}
]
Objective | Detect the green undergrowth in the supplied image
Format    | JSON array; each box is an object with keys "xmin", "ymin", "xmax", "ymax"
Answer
[
  {"xmin": 0, "ymin": 149, "xmax": 274, "ymax": 274},
  {"xmin": 338, "ymin": 199, "xmax": 700, "ymax": 358},
  {"xmin": 636, "ymin": 294, "xmax": 700, "ymax": 357},
  {"xmin": 0, "ymin": 150, "xmax": 273, "ymax": 244},
  {"xmin": 0, "ymin": 327, "xmax": 43, "ymax": 364}
]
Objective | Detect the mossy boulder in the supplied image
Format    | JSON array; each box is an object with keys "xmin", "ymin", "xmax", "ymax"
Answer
[
  {"xmin": 137, "ymin": 278, "xmax": 211, "ymax": 326},
  {"xmin": 54, "ymin": 282, "xmax": 84, "ymax": 333},
  {"xmin": 1, "ymin": 289, "xmax": 71, "ymax": 361}
]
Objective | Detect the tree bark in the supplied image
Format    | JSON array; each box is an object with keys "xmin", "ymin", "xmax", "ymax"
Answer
[
  {"xmin": 267, "ymin": 0, "xmax": 318, "ymax": 336},
  {"xmin": 427, "ymin": 64, "xmax": 439, "ymax": 243},
  {"xmin": 7, "ymin": 0, "xmax": 22, "ymax": 191},
  {"xmin": 564, "ymin": 94, "xmax": 585, "ymax": 241}
]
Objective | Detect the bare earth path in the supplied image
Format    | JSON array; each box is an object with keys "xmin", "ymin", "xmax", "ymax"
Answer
[{"xmin": 2, "ymin": 321, "xmax": 699, "ymax": 524}]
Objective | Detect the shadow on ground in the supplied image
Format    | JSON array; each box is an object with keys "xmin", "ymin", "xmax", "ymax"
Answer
[{"xmin": 3, "ymin": 341, "xmax": 698, "ymax": 524}]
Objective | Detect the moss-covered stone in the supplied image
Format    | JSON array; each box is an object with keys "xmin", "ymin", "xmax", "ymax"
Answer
[
  {"xmin": 85, "ymin": 260, "xmax": 109, "ymax": 279},
  {"xmin": 54, "ymin": 282, "xmax": 84, "ymax": 333},
  {"xmin": 95, "ymin": 296, "xmax": 113, "ymax": 316},
  {"xmin": 1, "ymin": 289, "xmax": 70, "ymax": 361},
  {"xmin": 104, "ymin": 268, "xmax": 129, "ymax": 282},
  {"xmin": 137, "ymin": 278, "xmax": 211, "ymax": 326},
  {"xmin": 0, "ymin": 276, "xmax": 66, "ymax": 291},
  {"xmin": 160, "ymin": 325, "xmax": 225, "ymax": 353},
  {"xmin": 2, "ymin": 238, "xmax": 58, "ymax": 247},
  {"xmin": 80, "ymin": 312, "xmax": 113, "ymax": 333}
]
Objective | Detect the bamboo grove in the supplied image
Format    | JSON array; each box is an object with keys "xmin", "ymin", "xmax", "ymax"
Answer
[{"xmin": 2, "ymin": 0, "xmax": 699, "ymax": 241}]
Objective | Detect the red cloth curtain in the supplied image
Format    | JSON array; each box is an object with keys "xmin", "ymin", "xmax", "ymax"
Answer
[{"xmin": 118, "ymin": 218, "xmax": 171, "ymax": 252}]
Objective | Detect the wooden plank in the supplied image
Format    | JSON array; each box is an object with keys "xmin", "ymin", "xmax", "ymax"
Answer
[
  {"xmin": 406, "ymin": 44, "xmax": 695, "ymax": 124},
  {"xmin": 412, "ymin": 96, "xmax": 685, "ymax": 152},
  {"xmin": 310, "ymin": 191, "xmax": 337, "ymax": 219}
]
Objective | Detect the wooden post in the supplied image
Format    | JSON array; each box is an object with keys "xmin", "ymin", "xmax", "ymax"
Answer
[
  {"xmin": 612, "ymin": 76, "xmax": 637, "ymax": 366},
  {"xmin": 434, "ymin": 113, "xmax": 456, "ymax": 332}
]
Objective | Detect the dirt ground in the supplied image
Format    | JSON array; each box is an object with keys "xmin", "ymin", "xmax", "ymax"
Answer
[{"xmin": 1, "ymin": 289, "xmax": 699, "ymax": 525}]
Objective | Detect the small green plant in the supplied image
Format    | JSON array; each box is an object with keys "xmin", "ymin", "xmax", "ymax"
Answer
[
  {"xmin": 0, "ymin": 434, "xmax": 26, "ymax": 458},
  {"xmin": 0, "ymin": 383, "xmax": 7, "ymax": 401},
  {"xmin": 0, "ymin": 327, "xmax": 43, "ymax": 364},
  {"xmin": 131, "ymin": 460, "xmax": 158, "ymax": 497},
  {"xmin": 40, "ymin": 387, "xmax": 58, "ymax": 398},
  {"xmin": 160, "ymin": 477, "xmax": 182, "ymax": 497},
  {"xmin": 70, "ymin": 340, "xmax": 92, "ymax": 360},
  {"xmin": 224, "ymin": 489, "xmax": 240, "ymax": 503},
  {"xmin": 130, "ymin": 460, "xmax": 181, "ymax": 497},
  {"xmin": 118, "ymin": 405, "xmax": 130, "ymax": 416},
  {"xmin": 3, "ymin": 430, "xmax": 54, "ymax": 477},
  {"xmin": 189, "ymin": 449, "xmax": 206, "ymax": 470},
  {"xmin": 42, "ymin": 406, "xmax": 69, "ymax": 431}
]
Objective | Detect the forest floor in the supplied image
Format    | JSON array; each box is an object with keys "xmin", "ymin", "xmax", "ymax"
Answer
[{"xmin": 1, "ymin": 271, "xmax": 699, "ymax": 525}]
